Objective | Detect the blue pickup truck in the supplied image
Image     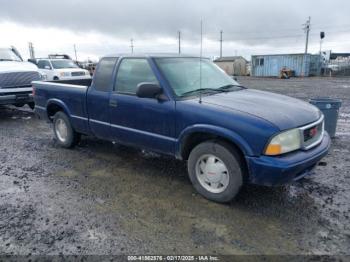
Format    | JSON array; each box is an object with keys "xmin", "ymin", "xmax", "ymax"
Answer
[{"xmin": 33, "ymin": 54, "xmax": 330, "ymax": 202}]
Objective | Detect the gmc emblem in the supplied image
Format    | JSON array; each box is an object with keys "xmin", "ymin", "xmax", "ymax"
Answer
[{"xmin": 309, "ymin": 127, "xmax": 318, "ymax": 137}]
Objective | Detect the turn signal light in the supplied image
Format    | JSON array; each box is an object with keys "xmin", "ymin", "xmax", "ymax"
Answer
[{"xmin": 265, "ymin": 144, "xmax": 282, "ymax": 155}]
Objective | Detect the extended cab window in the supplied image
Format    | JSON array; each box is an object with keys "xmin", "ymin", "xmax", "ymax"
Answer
[
  {"xmin": 115, "ymin": 58, "xmax": 158, "ymax": 94},
  {"xmin": 94, "ymin": 57, "xmax": 117, "ymax": 92}
]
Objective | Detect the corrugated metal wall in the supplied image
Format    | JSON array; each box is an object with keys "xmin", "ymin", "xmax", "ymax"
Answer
[{"xmin": 251, "ymin": 54, "xmax": 316, "ymax": 77}]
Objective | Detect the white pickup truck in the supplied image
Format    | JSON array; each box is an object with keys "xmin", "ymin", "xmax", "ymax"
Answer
[{"xmin": 0, "ymin": 47, "xmax": 42, "ymax": 109}]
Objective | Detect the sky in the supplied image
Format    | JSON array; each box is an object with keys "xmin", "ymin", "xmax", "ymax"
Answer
[{"xmin": 0, "ymin": 0, "xmax": 350, "ymax": 61}]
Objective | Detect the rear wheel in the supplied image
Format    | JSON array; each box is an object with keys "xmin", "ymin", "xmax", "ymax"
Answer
[
  {"xmin": 53, "ymin": 111, "xmax": 80, "ymax": 148},
  {"xmin": 188, "ymin": 141, "xmax": 244, "ymax": 203}
]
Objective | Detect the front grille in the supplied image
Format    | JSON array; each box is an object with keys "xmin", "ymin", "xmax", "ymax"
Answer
[
  {"xmin": 300, "ymin": 115, "xmax": 324, "ymax": 150},
  {"xmin": 71, "ymin": 71, "xmax": 85, "ymax": 76},
  {"xmin": 0, "ymin": 71, "xmax": 40, "ymax": 88}
]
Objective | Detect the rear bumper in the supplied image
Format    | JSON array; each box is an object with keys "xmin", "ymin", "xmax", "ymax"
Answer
[
  {"xmin": 57, "ymin": 75, "xmax": 91, "ymax": 80},
  {"xmin": 0, "ymin": 87, "xmax": 33, "ymax": 105},
  {"xmin": 246, "ymin": 132, "xmax": 331, "ymax": 186}
]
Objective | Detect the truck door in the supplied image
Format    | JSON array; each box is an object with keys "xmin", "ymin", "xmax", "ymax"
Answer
[
  {"xmin": 109, "ymin": 58, "xmax": 176, "ymax": 155},
  {"xmin": 86, "ymin": 57, "xmax": 118, "ymax": 139}
]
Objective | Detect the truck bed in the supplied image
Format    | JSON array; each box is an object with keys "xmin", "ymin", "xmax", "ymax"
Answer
[{"xmin": 33, "ymin": 79, "xmax": 91, "ymax": 134}]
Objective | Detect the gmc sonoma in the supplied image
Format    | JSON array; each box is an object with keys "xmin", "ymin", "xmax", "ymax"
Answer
[{"xmin": 33, "ymin": 54, "xmax": 330, "ymax": 203}]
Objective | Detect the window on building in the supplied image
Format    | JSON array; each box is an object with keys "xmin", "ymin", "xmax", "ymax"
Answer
[
  {"xmin": 94, "ymin": 57, "xmax": 118, "ymax": 92},
  {"xmin": 255, "ymin": 58, "xmax": 264, "ymax": 66},
  {"xmin": 115, "ymin": 58, "xmax": 158, "ymax": 94}
]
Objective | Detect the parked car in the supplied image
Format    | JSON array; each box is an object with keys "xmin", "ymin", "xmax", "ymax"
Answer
[
  {"xmin": 0, "ymin": 46, "xmax": 43, "ymax": 109},
  {"xmin": 33, "ymin": 54, "xmax": 330, "ymax": 203},
  {"xmin": 36, "ymin": 58, "xmax": 91, "ymax": 81}
]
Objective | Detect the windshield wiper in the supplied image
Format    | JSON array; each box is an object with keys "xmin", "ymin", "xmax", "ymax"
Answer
[
  {"xmin": 181, "ymin": 88, "xmax": 228, "ymax": 97},
  {"xmin": 217, "ymin": 84, "xmax": 244, "ymax": 90},
  {"xmin": 0, "ymin": 59, "xmax": 14, "ymax": 61}
]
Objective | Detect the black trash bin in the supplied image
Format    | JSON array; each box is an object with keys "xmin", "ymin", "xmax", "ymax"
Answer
[{"xmin": 309, "ymin": 98, "xmax": 342, "ymax": 138}]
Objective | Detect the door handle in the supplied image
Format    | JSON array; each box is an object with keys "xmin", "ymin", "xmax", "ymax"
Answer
[{"xmin": 109, "ymin": 99, "xmax": 118, "ymax": 107}]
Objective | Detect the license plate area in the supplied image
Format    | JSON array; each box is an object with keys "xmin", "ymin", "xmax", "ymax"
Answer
[{"xmin": 16, "ymin": 94, "xmax": 29, "ymax": 101}]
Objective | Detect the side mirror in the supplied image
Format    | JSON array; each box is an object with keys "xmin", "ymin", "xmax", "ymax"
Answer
[
  {"xmin": 136, "ymin": 82, "xmax": 163, "ymax": 99},
  {"xmin": 44, "ymin": 65, "xmax": 51, "ymax": 70}
]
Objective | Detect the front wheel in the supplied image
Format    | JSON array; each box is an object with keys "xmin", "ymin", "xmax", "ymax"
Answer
[
  {"xmin": 53, "ymin": 111, "xmax": 80, "ymax": 148},
  {"xmin": 188, "ymin": 141, "xmax": 244, "ymax": 203}
]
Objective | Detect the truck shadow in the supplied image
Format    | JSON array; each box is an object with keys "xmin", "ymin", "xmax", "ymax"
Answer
[
  {"xmin": 0, "ymin": 105, "xmax": 34, "ymax": 120},
  {"xmin": 76, "ymin": 135, "xmax": 316, "ymax": 216}
]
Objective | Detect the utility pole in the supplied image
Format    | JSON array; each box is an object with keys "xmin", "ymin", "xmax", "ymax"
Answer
[
  {"xmin": 178, "ymin": 31, "xmax": 181, "ymax": 54},
  {"xmin": 74, "ymin": 44, "xmax": 78, "ymax": 61},
  {"xmin": 302, "ymin": 17, "xmax": 311, "ymax": 76},
  {"xmin": 303, "ymin": 17, "xmax": 311, "ymax": 54},
  {"xmin": 219, "ymin": 30, "xmax": 223, "ymax": 58},
  {"xmin": 130, "ymin": 38, "xmax": 134, "ymax": 54},
  {"xmin": 28, "ymin": 42, "xmax": 35, "ymax": 59}
]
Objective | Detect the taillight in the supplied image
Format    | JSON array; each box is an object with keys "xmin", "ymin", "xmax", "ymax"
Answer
[{"xmin": 32, "ymin": 86, "xmax": 35, "ymax": 96}]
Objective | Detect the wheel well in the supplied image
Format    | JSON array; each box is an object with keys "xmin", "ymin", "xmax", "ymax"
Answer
[
  {"xmin": 181, "ymin": 132, "xmax": 244, "ymax": 160},
  {"xmin": 47, "ymin": 103, "xmax": 63, "ymax": 120}
]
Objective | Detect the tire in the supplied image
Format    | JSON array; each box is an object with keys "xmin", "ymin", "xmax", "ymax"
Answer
[
  {"xmin": 28, "ymin": 102, "xmax": 35, "ymax": 110},
  {"xmin": 53, "ymin": 111, "xmax": 80, "ymax": 148},
  {"xmin": 188, "ymin": 141, "xmax": 244, "ymax": 203}
]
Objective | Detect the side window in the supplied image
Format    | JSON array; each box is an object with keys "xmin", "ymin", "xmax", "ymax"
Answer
[
  {"xmin": 94, "ymin": 57, "xmax": 118, "ymax": 92},
  {"xmin": 115, "ymin": 59, "xmax": 158, "ymax": 94},
  {"xmin": 38, "ymin": 60, "xmax": 50, "ymax": 69}
]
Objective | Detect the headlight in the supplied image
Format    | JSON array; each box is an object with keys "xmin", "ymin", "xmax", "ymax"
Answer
[
  {"xmin": 60, "ymin": 72, "xmax": 71, "ymax": 77},
  {"xmin": 85, "ymin": 70, "xmax": 90, "ymax": 75},
  {"xmin": 39, "ymin": 72, "xmax": 47, "ymax": 80},
  {"xmin": 265, "ymin": 128, "xmax": 301, "ymax": 155}
]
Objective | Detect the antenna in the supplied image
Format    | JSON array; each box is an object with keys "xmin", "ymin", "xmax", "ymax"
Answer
[{"xmin": 199, "ymin": 20, "xmax": 203, "ymax": 104}]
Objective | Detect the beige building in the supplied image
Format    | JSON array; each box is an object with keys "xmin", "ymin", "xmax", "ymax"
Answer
[{"xmin": 214, "ymin": 56, "xmax": 248, "ymax": 76}]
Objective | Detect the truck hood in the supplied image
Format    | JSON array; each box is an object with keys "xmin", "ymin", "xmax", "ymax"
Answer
[
  {"xmin": 0, "ymin": 61, "xmax": 38, "ymax": 73},
  {"xmin": 200, "ymin": 89, "xmax": 321, "ymax": 130}
]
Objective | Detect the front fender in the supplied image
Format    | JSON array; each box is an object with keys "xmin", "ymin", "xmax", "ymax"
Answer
[{"xmin": 176, "ymin": 124, "xmax": 254, "ymax": 158}]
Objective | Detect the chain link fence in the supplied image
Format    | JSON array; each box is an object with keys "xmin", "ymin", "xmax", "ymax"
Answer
[{"xmin": 321, "ymin": 58, "xmax": 350, "ymax": 77}]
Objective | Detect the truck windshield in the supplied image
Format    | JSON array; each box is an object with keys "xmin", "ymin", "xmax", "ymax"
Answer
[
  {"xmin": 51, "ymin": 60, "xmax": 79, "ymax": 69},
  {"xmin": 155, "ymin": 57, "xmax": 242, "ymax": 97},
  {"xmin": 0, "ymin": 48, "xmax": 22, "ymax": 62}
]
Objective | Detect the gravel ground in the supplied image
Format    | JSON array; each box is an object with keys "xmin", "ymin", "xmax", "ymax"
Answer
[{"xmin": 0, "ymin": 77, "xmax": 349, "ymax": 255}]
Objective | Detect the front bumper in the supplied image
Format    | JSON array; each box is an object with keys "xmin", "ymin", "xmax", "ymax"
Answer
[
  {"xmin": 246, "ymin": 132, "xmax": 331, "ymax": 186},
  {"xmin": 0, "ymin": 87, "xmax": 33, "ymax": 105}
]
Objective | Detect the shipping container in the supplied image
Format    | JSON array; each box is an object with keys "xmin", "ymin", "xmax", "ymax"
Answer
[{"xmin": 251, "ymin": 53, "xmax": 320, "ymax": 77}]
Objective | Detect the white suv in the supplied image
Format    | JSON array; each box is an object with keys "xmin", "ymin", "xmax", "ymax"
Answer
[{"xmin": 37, "ymin": 59, "xmax": 91, "ymax": 81}]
